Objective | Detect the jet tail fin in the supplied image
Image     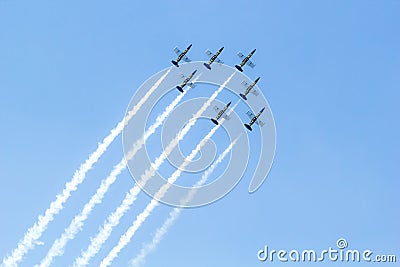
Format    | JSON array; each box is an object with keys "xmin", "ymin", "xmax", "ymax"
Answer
[
  {"xmin": 235, "ymin": 65, "xmax": 243, "ymax": 72},
  {"xmin": 211, "ymin": 118, "xmax": 219, "ymax": 125},
  {"xmin": 244, "ymin": 124, "xmax": 252, "ymax": 131},
  {"xmin": 203, "ymin": 63, "xmax": 211, "ymax": 70},
  {"xmin": 171, "ymin": 60, "xmax": 179, "ymax": 67}
]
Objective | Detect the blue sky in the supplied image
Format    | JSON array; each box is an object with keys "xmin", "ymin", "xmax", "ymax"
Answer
[{"xmin": 0, "ymin": 0, "xmax": 399, "ymax": 266}]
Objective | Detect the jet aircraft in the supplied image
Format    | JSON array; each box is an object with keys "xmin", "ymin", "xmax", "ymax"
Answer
[
  {"xmin": 171, "ymin": 44, "xmax": 192, "ymax": 67},
  {"xmin": 203, "ymin": 47, "xmax": 224, "ymax": 70},
  {"xmin": 240, "ymin": 77, "xmax": 260, "ymax": 100},
  {"xmin": 244, "ymin": 107, "xmax": 265, "ymax": 131},
  {"xmin": 211, "ymin": 101, "xmax": 231, "ymax": 125},
  {"xmin": 235, "ymin": 49, "xmax": 256, "ymax": 72},
  {"xmin": 176, "ymin": 70, "xmax": 197, "ymax": 93}
]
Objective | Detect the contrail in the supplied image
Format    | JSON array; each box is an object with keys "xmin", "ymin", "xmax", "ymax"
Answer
[
  {"xmin": 72, "ymin": 73, "xmax": 234, "ymax": 266},
  {"xmin": 73, "ymin": 74, "xmax": 201, "ymax": 266},
  {"xmin": 138, "ymin": 72, "xmax": 236, "ymax": 190},
  {"xmin": 1, "ymin": 69, "xmax": 171, "ymax": 267},
  {"xmin": 36, "ymin": 73, "xmax": 186, "ymax": 267},
  {"xmin": 100, "ymin": 120, "xmax": 227, "ymax": 267},
  {"xmin": 130, "ymin": 138, "xmax": 239, "ymax": 267}
]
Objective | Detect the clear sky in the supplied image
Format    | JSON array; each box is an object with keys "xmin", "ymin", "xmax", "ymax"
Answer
[{"xmin": 0, "ymin": 0, "xmax": 399, "ymax": 266}]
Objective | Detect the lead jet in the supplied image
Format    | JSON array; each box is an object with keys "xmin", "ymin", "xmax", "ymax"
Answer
[
  {"xmin": 203, "ymin": 47, "xmax": 224, "ymax": 70},
  {"xmin": 171, "ymin": 44, "xmax": 192, "ymax": 67},
  {"xmin": 176, "ymin": 70, "xmax": 197, "ymax": 93},
  {"xmin": 235, "ymin": 49, "xmax": 256, "ymax": 72},
  {"xmin": 240, "ymin": 77, "xmax": 260, "ymax": 100},
  {"xmin": 211, "ymin": 101, "xmax": 231, "ymax": 125},
  {"xmin": 244, "ymin": 107, "xmax": 265, "ymax": 131}
]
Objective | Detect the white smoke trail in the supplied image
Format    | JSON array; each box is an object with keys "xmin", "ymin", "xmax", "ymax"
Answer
[
  {"xmin": 71, "ymin": 73, "xmax": 233, "ymax": 266},
  {"xmin": 138, "ymin": 72, "xmax": 236, "ymax": 191},
  {"xmin": 1, "ymin": 69, "xmax": 171, "ymax": 267},
  {"xmin": 100, "ymin": 121, "xmax": 225, "ymax": 267},
  {"xmin": 130, "ymin": 137, "xmax": 239, "ymax": 267},
  {"xmin": 36, "ymin": 72, "xmax": 184, "ymax": 267}
]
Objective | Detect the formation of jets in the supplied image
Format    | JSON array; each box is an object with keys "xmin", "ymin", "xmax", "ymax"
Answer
[{"xmin": 171, "ymin": 45, "xmax": 265, "ymax": 132}]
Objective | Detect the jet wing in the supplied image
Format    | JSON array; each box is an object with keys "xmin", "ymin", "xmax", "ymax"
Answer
[
  {"xmin": 237, "ymin": 52, "xmax": 245, "ymax": 60},
  {"xmin": 246, "ymin": 111, "xmax": 265, "ymax": 126},
  {"xmin": 222, "ymin": 114, "xmax": 231, "ymax": 120},
  {"xmin": 246, "ymin": 110, "xmax": 254, "ymax": 117},
  {"xmin": 174, "ymin": 47, "xmax": 182, "ymax": 55},
  {"xmin": 213, "ymin": 105, "xmax": 230, "ymax": 120},
  {"xmin": 246, "ymin": 60, "xmax": 256, "ymax": 68},
  {"xmin": 174, "ymin": 47, "xmax": 191, "ymax": 62},
  {"xmin": 205, "ymin": 49, "xmax": 224, "ymax": 64},
  {"xmin": 256, "ymin": 120, "xmax": 265, "ymax": 126},
  {"xmin": 241, "ymin": 81, "xmax": 260, "ymax": 96}
]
